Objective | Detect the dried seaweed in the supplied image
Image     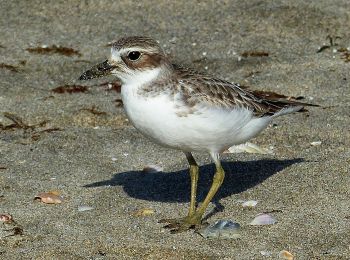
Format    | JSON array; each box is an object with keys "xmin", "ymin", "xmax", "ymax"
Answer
[
  {"xmin": 2, "ymin": 112, "xmax": 36, "ymax": 130},
  {"xmin": 340, "ymin": 51, "xmax": 350, "ymax": 62},
  {"xmin": 1, "ymin": 112, "xmax": 49, "ymax": 137},
  {"xmin": 317, "ymin": 35, "xmax": 341, "ymax": 53},
  {"xmin": 241, "ymin": 51, "xmax": 269, "ymax": 58},
  {"xmin": 31, "ymin": 127, "xmax": 62, "ymax": 141},
  {"xmin": 0, "ymin": 166, "xmax": 7, "ymax": 170},
  {"xmin": 0, "ymin": 63, "xmax": 19, "ymax": 72},
  {"xmin": 79, "ymin": 105, "xmax": 107, "ymax": 115},
  {"xmin": 1, "ymin": 112, "xmax": 60, "ymax": 143},
  {"xmin": 26, "ymin": 45, "xmax": 81, "ymax": 57},
  {"xmin": 52, "ymin": 85, "xmax": 88, "ymax": 94},
  {"xmin": 3, "ymin": 226, "xmax": 23, "ymax": 238},
  {"xmin": 38, "ymin": 127, "xmax": 61, "ymax": 133},
  {"xmin": 115, "ymin": 98, "xmax": 123, "ymax": 107}
]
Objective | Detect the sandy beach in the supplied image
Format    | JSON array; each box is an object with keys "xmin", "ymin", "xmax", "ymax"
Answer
[{"xmin": 0, "ymin": 1, "xmax": 349, "ymax": 259}]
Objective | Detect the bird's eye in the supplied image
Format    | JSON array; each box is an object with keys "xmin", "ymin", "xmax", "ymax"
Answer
[{"xmin": 127, "ymin": 51, "xmax": 141, "ymax": 61}]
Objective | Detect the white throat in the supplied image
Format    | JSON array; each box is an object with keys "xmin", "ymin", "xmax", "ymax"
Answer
[{"xmin": 118, "ymin": 67, "xmax": 161, "ymax": 88}]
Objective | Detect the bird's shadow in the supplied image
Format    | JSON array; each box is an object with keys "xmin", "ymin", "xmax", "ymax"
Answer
[{"xmin": 85, "ymin": 158, "xmax": 303, "ymax": 203}]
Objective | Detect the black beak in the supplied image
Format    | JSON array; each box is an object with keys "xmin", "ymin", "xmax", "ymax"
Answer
[{"xmin": 79, "ymin": 60, "xmax": 115, "ymax": 80}]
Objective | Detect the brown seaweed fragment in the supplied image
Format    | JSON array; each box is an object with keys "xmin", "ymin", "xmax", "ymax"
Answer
[
  {"xmin": 1, "ymin": 112, "xmax": 48, "ymax": 132},
  {"xmin": 52, "ymin": 85, "xmax": 88, "ymax": 94},
  {"xmin": 0, "ymin": 63, "xmax": 19, "ymax": 72},
  {"xmin": 2, "ymin": 112, "xmax": 35, "ymax": 130},
  {"xmin": 317, "ymin": 35, "xmax": 341, "ymax": 53},
  {"xmin": 79, "ymin": 105, "xmax": 107, "ymax": 115},
  {"xmin": 3, "ymin": 226, "xmax": 23, "ymax": 237},
  {"xmin": 241, "ymin": 51, "xmax": 269, "ymax": 58},
  {"xmin": 115, "ymin": 98, "xmax": 123, "ymax": 107},
  {"xmin": 340, "ymin": 51, "xmax": 350, "ymax": 62},
  {"xmin": 26, "ymin": 45, "xmax": 81, "ymax": 57}
]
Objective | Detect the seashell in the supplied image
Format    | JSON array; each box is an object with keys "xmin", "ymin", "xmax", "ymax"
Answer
[
  {"xmin": 224, "ymin": 142, "xmax": 273, "ymax": 154},
  {"xmin": 249, "ymin": 213, "xmax": 276, "ymax": 225},
  {"xmin": 242, "ymin": 200, "xmax": 258, "ymax": 207},
  {"xmin": 78, "ymin": 206, "xmax": 94, "ymax": 212},
  {"xmin": 198, "ymin": 220, "xmax": 240, "ymax": 239},
  {"xmin": 132, "ymin": 208, "xmax": 155, "ymax": 217},
  {"xmin": 310, "ymin": 141, "xmax": 322, "ymax": 146},
  {"xmin": 0, "ymin": 213, "xmax": 13, "ymax": 223},
  {"xmin": 279, "ymin": 250, "xmax": 294, "ymax": 260},
  {"xmin": 260, "ymin": 250, "xmax": 272, "ymax": 256},
  {"xmin": 34, "ymin": 191, "xmax": 63, "ymax": 204},
  {"xmin": 142, "ymin": 164, "xmax": 163, "ymax": 173}
]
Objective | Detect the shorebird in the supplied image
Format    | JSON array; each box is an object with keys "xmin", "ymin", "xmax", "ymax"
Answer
[{"xmin": 79, "ymin": 36, "xmax": 315, "ymax": 233}]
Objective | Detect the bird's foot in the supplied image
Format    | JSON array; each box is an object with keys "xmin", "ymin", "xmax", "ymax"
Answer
[{"xmin": 159, "ymin": 215, "xmax": 206, "ymax": 233}]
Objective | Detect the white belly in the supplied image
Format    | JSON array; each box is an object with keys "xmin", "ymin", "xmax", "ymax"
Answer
[{"xmin": 121, "ymin": 85, "xmax": 271, "ymax": 153}]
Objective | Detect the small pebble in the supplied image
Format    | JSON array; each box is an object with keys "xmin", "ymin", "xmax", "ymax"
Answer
[
  {"xmin": 78, "ymin": 206, "xmax": 94, "ymax": 212},
  {"xmin": 260, "ymin": 250, "xmax": 272, "ymax": 256},
  {"xmin": 310, "ymin": 141, "xmax": 322, "ymax": 146}
]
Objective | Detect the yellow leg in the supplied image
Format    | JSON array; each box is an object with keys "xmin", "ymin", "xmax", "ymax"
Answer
[
  {"xmin": 185, "ymin": 152, "xmax": 199, "ymax": 217},
  {"xmin": 193, "ymin": 158, "xmax": 225, "ymax": 219},
  {"xmin": 160, "ymin": 152, "xmax": 225, "ymax": 233}
]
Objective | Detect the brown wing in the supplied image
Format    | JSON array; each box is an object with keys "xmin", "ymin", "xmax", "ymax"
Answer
[{"xmin": 173, "ymin": 64, "xmax": 316, "ymax": 117}]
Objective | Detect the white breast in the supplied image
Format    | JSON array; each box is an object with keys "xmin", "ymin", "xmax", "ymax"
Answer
[{"xmin": 120, "ymin": 69, "xmax": 271, "ymax": 153}]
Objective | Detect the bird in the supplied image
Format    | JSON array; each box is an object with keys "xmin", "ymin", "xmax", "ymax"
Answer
[{"xmin": 79, "ymin": 36, "xmax": 316, "ymax": 233}]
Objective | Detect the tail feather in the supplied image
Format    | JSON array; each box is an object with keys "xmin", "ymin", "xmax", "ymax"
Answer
[
  {"xmin": 248, "ymin": 89, "xmax": 319, "ymax": 117},
  {"xmin": 272, "ymin": 105, "xmax": 304, "ymax": 118}
]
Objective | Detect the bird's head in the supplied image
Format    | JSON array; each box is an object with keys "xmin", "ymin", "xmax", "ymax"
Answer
[{"xmin": 79, "ymin": 36, "xmax": 170, "ymax": 84}]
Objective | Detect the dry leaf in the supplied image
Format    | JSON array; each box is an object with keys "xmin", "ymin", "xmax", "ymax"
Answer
[
  {"xmin": 279, "ymin": 250, "xmax": 294, "ymax": 260},
  {"xmin": 0, "ymin": 213, "xmax": 13, "ymax": 223},
  {"xmin": 132, "ymin": 208, "xmax": 155, "ymax": 217},
  {"xmin": 34, "ymin": 191, "xmax": 63, "ymax": 204}
]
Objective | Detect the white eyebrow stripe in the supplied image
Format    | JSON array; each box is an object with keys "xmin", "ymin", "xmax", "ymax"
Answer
[{"xmin": 117, "ymin": 47, "xmax": 158, "ymax": 54}]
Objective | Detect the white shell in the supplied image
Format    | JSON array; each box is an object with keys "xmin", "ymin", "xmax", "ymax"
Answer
[
  {"xmin": 310, "ymin": 141, "xmax": 322, "ymax": 146},
  {"xmin": 242, "ymin": 200, "xmax": 258, "ymax": 207},
  {"xmin": 143, "ymin": 164, "xmax": 163, "ymax": 173},
  {"xmin": 249, "ymin": 213, "xmax": 276, "ymax": 225},
  {"xmin": 78, "ymin": 206, "xmax": 94, "ymax": 212},
  {"xmin": 225, "ymin": 142, "xmax": 273, "ymax": 154}
]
